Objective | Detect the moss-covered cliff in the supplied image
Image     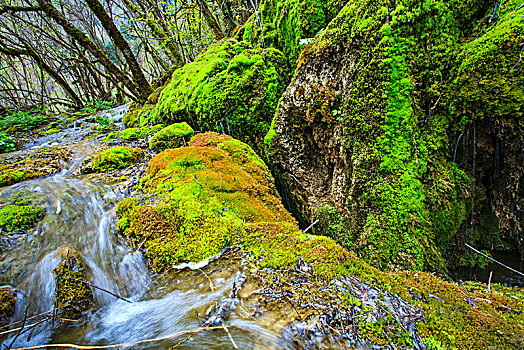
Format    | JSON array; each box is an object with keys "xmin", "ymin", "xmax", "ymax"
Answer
[{"xmin": 267, "ymin": 0, "xmax": 523, "ymax": 270}]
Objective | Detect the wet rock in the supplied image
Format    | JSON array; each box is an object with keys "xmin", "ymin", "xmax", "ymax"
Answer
[
  {"xmin": 52, "ymin": 249, "xmax": 94, "ymax": 319},
  {"xmin": 0, "ymin": 147, "xmax": 72, "ymax": 188}
]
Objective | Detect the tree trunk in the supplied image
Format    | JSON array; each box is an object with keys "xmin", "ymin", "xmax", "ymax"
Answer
[
  {"xmin": 195, "ymin": 0, "xmax": 224, "ymax": 40},
  {"xmin": 83, "ymin": 0, "xmax": 152, "ymax": 100},
  {"xmin": 36, "ymin": 0, "xmax": 142, "ymax": 99}
]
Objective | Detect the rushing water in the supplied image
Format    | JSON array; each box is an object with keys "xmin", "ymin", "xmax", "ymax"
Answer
[{"xmin": 0, "ymin": 106, "xmax": 297, "ymax": 349}]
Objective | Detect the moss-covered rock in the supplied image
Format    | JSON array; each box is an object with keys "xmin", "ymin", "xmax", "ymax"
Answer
[
  {"xmin": 123, "ymin": 104, "xmax": 156, "ymax": 128},
  {"xmin": 0, "ymin": 147, "xmax": 72, "ymax": 188},
  {"xmin": 0, "ymin": 204, "xmax": 43, "ymax": 232},
  {"xmin": 119, "ymin": 133, "xmax": 351, "ymax": 276},
  {"xmin": 148, "ymin": 122, "xmax": 194, "ymax": 151},
  {"xmin": 0, "ymin": 289, "xmax": 16, "ymax": 326},
  {"xmin": 267, "ymin": 0, "xmax": 523, "ymax": 271},
  {"xmin": 52, "ymin": 249, "xmax": 93, "ymax": 319},
  {"xmin": 90, "ymin": 146, "xmax": 143, "ymax": 172},
  {"xmin": 156, "ymin": 39, "xmax": 289, "ymax": 155}
]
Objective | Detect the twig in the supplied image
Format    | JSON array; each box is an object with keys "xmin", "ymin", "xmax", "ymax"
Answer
[
  {"xmin": 465, "ymin": 243, "xmax": 524, "ymax": 277},
  {"xmin": 302, "ymin": 219, "xmax": 319, "ymax": 235},
  {"xmin": 222, "ymin": 324, "xmax": 238, "ymax": 349},
  {"xmin": 7, "ymin": 306, "xmax": 29, "ymax": 349},
  {"xmin": 10, "ymin": 326, "xmax": 224, "ymax": 350},
  {"xmin": 198, "ymin": 268, "xmax": 215, "ymax": 291},
  {"xmin": 67, "ymin": 276, "xmax": 132, "ymax": 303},
  {"xmin": 0, "ymin": 308, "xmax": 60, "ymax": 330},
  {"xmin": 488, "ymin": 271, "xmax": 493, "ymax": 293}
]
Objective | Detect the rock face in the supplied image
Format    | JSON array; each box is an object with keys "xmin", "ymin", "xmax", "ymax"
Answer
[{"xmin": 268, "ymin": 0, "xmax": 523, "ymax": 270}]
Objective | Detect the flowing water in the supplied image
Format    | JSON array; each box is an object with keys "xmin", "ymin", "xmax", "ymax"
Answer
[{"xmin": 0, "ymin": 106, "xmax": 298, "ymax": 349}]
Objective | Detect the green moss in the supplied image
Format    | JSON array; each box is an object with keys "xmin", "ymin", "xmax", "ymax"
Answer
[
  {"xmin": 91, "ymin": 146, "xmax": 143, "ymax": 172},
  {"xmin": 123, "ymin": 104, "xmax": 155, "ymax": 128},
  {"xmin": 266, "ymin": 0, "xmax": 522, "ymax": 271},
  {"xmin": 0, "ymin": 204, "xmax": 43, "ymax": 232},
  {"xmin": 52, "ymin": 250, "xmax": 94, "ymax": 319},
  {"xmin": 148, "ymin": 122, "xmax": 194, "ymax": 151},
  {"xmin": 41, "ymin": 128, "xmax": 60, "ymax": 135},
  {"xmin": 242, "ymin": 0, "xmax": 347, "ymax": 64},
  {"xmin": 120, "ymin": 128, "xmax": 141, "ymax": 139},
  {"xmin": 156, "ymin": 39, "xmax": 289, "ymax": 155}
]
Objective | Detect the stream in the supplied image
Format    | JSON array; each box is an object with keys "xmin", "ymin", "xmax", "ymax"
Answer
[{"xmin": 0, "ymin": 106, "xmax": 298, "ymax": 349}]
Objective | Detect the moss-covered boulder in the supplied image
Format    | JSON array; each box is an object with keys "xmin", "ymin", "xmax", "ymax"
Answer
[
  {"xmin": 0, "ymin": 289, "xmax": 16, "ymax": 326},
  {"xmin": 118, "ymin": 133, "xmax": 352, "ymax": 275},
  {"xmin": 155, "ymin": 39, "xmax": 289, "ymax": 155},
  {"xmin": 267, "ymin": 0, "xmax": 523, "ymax": 271},
  {"xmin": 148, "ymin": 122, "xmax": 194, "ymax": 151},
  {"xmin": 0, "ymin": 147, "xmax": 72, "ymax": 188},
  {"xmin": 52, "ymin": 249, "xmax": 94, "ymax": 319},
  {"xmin": 120, "ymin": 124, "xmax": 165, "ymax": 140},
  {"xmin": 90, "ymin": 146, "xmax": 143, "ymax": 172},
  {"xmin": 123, "ymin": 103, "xmax": 156, "ymax": 128}
]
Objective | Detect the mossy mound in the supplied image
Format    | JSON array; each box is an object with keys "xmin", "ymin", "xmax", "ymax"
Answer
[
  {"xmin": 156, "ymin": 39, "xmax": 289, "ymax": 155},
  {"xmin": 0, "ymin": 204, "xmax": 43, "ymax": 232},
  {"xmin": 52, "ymin": 249, "xmax": 94, "ymax": 319},
  {"xmin": 0, "ymin": 289, "xmax": 16, "ymax": 326},
  {"xmin": 148, "ymin": 122, "xmax": 194, "ymax": 151},
  {"xmin": 90, "ymin": 146, "xmax": 143, "ymax": 172},
  {"xmin": 118, "ymin": 132, "xmax": 353, "ymax": 275},
  {"xmin": 267, "ymin": 0, "xmax": 523, "ymax": 270},
  {"xmin": 117, "ymin": 133, "xmax": 524, "ymax": 348},
  {"xmin": 120, "ymin": 124, "xmax": 165, "ymax": 140},
  {"xmin": 0, "ymin": 147, "xmax": 72, "ymax": 188}
]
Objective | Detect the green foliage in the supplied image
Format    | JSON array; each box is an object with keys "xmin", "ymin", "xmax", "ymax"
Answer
[
  {"xmin": 94, "ymin": 115, "xmax": 118, "ymax": 133},
  {"xmin": 156, "ymin": 39, "xmax": 289, "ymax": 155},
  {"xmin": 91, "ymin": 146, "xmax": 143, "ymax": 172},
  {"xmin": 0, "ymin": 132, "xmax": 16, "ymax": 153},
  {"xmin": 148, "ymin": 122, "xmax": 194, "ymax": 151},
  {"xmin": 0, "ymin": 111, "xmax": 48, "ymax": 133},
  {"xmin": 0, "ymin": 204, "xmax": 43, "ymax": 232}
]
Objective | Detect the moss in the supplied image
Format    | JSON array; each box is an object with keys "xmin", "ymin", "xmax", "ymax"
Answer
[
  {"xmin": 148, "ymin": 122, "xmax": 194, "ymax": 151},
  {"xmin": 242, "ymin": 0, "xmax": 347, "ymax": 64},
  {"xmin": 0, "ymin": 289, "xmax": 16, "ymax": 326},
  {"xmin": 52, "ymin": 249, "xmax": 94, "ymax": 319},
  {"xmin": 123, "ymin": 104, "xmax": 155, "ymax": 128},
  {"xmin": 0, "ymin": 204, "xmax": 43, "ymax": 232},
  {"xmin": 148, "ymin": 86, "xmax": 164, "ymax": 105},
  {"xmin": 41, "ymin": 128, "xmax": 60, "ymax": 135},
  {"xmin": 266, "ymin": 0, "xmax": 523, "ymax": 271},
  {"xmin": 120, "ymin": 128, "xmax": 141, "ymax": 140},
  {"xmin": 156, "ymin": 39, "xmax": 289, "ymax": 155},
  {"xmin": 91, "ymin": 146, "xmax": 143, "ymax": 172}
]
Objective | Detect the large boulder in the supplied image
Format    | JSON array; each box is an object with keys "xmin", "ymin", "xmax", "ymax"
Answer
[{"xmin": 267, "ymin": 0, "xmax": 523, "ymax": 270}]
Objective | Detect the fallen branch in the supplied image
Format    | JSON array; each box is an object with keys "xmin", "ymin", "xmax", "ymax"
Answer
[
  {"xmin": 10, "ymin": 326, "xmax": 224, "ymax": 350},
  {"xmin": 67, "ymin": 276, "xmax": 132, "ymax": 303},
  {"xmin": 465, "ymin": 243, "xmax": 524, "ymax": 277}
]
